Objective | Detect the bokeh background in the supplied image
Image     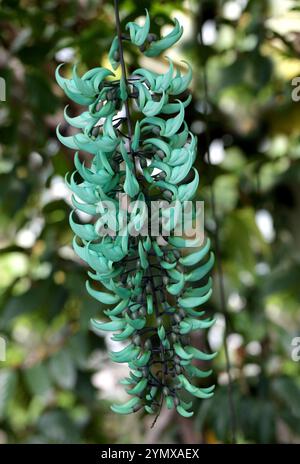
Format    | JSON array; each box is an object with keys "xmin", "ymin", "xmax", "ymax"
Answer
[{"xmin": 0, "ymin": 0, "xmax": 300, "ymax": 444}]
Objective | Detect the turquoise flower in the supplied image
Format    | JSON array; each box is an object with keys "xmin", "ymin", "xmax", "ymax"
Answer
[{"xmin": 56, "ymin": 9, "xmax": 215, "ymax": 419}]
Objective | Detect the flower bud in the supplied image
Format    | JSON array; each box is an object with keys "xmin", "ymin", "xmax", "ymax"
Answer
[
  {"xmin": 163, "ymin": 387, "xmax": 169, "ymax": 396},
  {"xmin": 113, "ymin": 50, "xmax": 120, "ymax": 61},
  {"xmin": 133, "ymin": 335, "xmax": 141, "ymax": 346},
  {"xmin": 144, "ymin": 339, "xmax": 152, "ymax": 350}
]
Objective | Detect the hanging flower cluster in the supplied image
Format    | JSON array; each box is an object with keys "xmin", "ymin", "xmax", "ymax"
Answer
[{"xmin": 56, "ymin": 9, "xmax": 216, "ymax": 418}]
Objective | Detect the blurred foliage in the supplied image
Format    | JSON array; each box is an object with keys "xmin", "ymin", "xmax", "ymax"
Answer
[{"xmin": 0, "ymin": 0, "xmax": 300, "ymax": 444}]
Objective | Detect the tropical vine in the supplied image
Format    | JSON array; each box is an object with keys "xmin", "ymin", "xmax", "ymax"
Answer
[{"xmin": 56, "ymin": 5, "xmax": 216, "ymax": 419}]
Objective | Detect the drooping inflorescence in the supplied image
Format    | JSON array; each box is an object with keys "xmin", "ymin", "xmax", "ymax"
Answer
[{"xmin": 56, "ymin": 9, "xmax": 216, "ymax": 418}]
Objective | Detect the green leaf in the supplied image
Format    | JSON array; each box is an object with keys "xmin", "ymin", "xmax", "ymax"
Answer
[
  {"xmin": 49, "ymin": 349, "xmax": 77, "ymax": 390},
  {"xmin": 24, "ymin": 363, "xmax": 52, "ymax": 396},
  {"xmin": 0, "ymin": 369, "xmax": 17, "ymax": 420}
]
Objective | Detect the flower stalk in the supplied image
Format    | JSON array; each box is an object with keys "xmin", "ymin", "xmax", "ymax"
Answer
[{"xmin": 56, "ymin": 6, "xmax": 216, "ymax": 419}]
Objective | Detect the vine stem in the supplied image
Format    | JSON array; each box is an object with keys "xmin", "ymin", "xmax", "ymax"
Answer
[
  {"xmin": 114, "ymin": 0, "xmax": 134, "ymax": 153},
  {"xmin": 198, "ymin": 5, "xmax": 237, "ymax": 444},
  {"xmin": 149, "ymin": 262, "xmax": 166, "ymax": 429},
  {"xmin": 113, "ymin": 0, "xmax": 166, "ymax": 428}
]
